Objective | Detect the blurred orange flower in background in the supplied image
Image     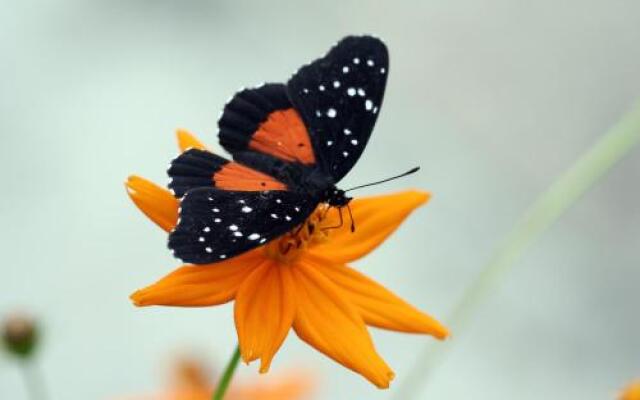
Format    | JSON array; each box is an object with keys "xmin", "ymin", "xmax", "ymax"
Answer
[
  {"xmin": 117, "ymin": 356, "xmax": 311, "ymax": 400},
  {"xmin": 126, "ymin": 130, "xmax": 448, "ymax": 388},
  {"xmin": 621, "ymin": 380, "xmax": 640, "ymax": 400}
]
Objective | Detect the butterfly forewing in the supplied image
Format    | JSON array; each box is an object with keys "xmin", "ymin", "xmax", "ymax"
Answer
[
  {"xmin": 286, "ymin": 35, "xmax": 389, "ymax": 182},
  {"xmin": 168, "ymin": 188, "xmax": 317, "ymax": 264},
  {"xmin": 218, "ymin": 84, "xmax": 317, "ymax": 169}
]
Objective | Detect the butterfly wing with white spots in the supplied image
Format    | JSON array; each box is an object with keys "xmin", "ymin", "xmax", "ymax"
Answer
[
  {"xmin": 286, "ymin": 35, "xmax": 388, "ymax": 182},
  {"xmin": 168, "ymin": 187, "xmax": 317, "ymax": 264}
]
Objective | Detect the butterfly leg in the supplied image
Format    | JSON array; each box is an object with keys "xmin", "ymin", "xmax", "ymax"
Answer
[
  {"xmin": 322, "ymin": 206, "xmax": 345, "ymax": 231},
  {"xmin": 346, "ymin": 203, "xmax": 356, "ymax": 232}
]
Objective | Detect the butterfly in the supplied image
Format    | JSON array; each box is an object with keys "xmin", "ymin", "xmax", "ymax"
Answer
[{"xmin": 167, "ymin": 35, "xmax": 389, "ymax": 264}]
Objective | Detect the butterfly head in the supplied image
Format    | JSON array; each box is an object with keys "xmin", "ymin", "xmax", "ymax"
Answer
[{"xmin": 325, "ymin": 187, "xmax": 352, "ymax": 207}]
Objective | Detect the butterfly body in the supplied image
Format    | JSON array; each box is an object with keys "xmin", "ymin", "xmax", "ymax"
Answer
[
  {"xmin": 291, "ymin": 167, "xmax": 351, "ymax": 206},
  {"xmin": 168, "ymin": 35, "xmax": 388, "ymax": 264}
]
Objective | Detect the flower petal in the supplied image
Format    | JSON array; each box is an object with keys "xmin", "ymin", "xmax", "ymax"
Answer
[
  {"xmin": 234, "ymin": 261, "xmax": 295, "ymax": 373},
  {"xmin": 130, "ymin": 251, "xmax": 262, "ymax": 307},
  {"xmin": 125, "ymin": 175, "xmax": 179, "ymax": 232},
  {"xmin": 230, "ymin": 370, "xmax": 314, "ymax": 400},
  {"xmin": 176, "ymin": 129, "xmax": 208, "ymax": 152},
  {"xmin": 304, "ymin": 254, "xmax": 448, "ymax": 338},
  {"xmin": 291, "ymin": 261, "xmax": 394, "ymax": 388},
  {"xmin": 308, "ymin": 190, "xmax": 430, "ymax": 263}
]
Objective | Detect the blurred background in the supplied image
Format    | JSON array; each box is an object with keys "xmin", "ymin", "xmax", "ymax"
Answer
[{"xmin": 1, "ymin": 1, "xmax": 639, "ymax": 399}]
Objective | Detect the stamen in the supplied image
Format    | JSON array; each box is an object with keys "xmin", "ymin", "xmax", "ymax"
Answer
[{"xmin": 264, "ymin": 206, "xmax": 332, "ymax": 263}]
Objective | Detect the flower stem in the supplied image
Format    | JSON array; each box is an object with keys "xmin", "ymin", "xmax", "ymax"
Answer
[
  {"xmin": 19, "ymin": 360, "xmax": 48, "ymax": 400},
  {"xmin": 212, "ymin": 345, "xmax": 241, "ymax": 400},
  {"xmin": 393, "ymin": 101, "xmax": 640, "ymax": 399}
]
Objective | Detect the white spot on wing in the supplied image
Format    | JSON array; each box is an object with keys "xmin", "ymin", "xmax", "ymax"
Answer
[
  {"xmin": 357, "ymin": 88, "xmax": 365, "ymax": 97},
  {"xmin": 326, "ymin": 108, "xmax": 337, "ymax": 118},
  {"xmin": 365, "ymin": 99, "xmax": 373, "ymax": 111},
  {"xmin": 203, "ymin": 226, "xmax": 211, "ymax": 232},
  {"xmin": 343, "ymin": 128, "xmax": 352, "ymax": 135},
  {"xmin": 351, "ymin": 139, "xmax": 358, "ymax": 145},
  {"xmin": 248, "ymin": 233, "xmax": 260, "ymax": 240},
  {"xmin": 326, "ymin": 140, "xmax": 333, "ymax": 146},
  {"xmin": 205, "ymin": 247, "xmax": 213, "ymax": 253},
  {"xmin": 333, "ymin": 80, "xmax": 340, "ymax": 88},
  {"xmin": 367, "ymin": 59, "xmax": 375, "ymax": 66},
  {"xmin": 342, "ymin": 66, "xmax": 349, "ymax": 73},
  {"xmin": 318, "ymin": 84, "xmax": 325, "ymax": 91},
  {"xmin": 229, "ymin": 225, "xmax": 238, "ymax": 231},
  {"xmin": 347, "ymin": 87, "xmax": 356, "ymax": 96},
  {"xmin": 353, "ymin": 57, "xmax": 360, "ymax": 64},
  {"xmin": 233, "ymin": 231, "xmax": 243, "ymax": 237},
  {"xmin": 241, "ymin": 206, "xmax": 253, "ymax": 213}
]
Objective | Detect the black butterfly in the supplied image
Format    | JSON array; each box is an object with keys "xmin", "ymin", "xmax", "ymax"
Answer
[{"xmin": 167, "ymin": 36, "xmax": 389, "ymax": 264}]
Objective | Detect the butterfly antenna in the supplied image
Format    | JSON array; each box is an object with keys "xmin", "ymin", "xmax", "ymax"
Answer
[{"xmin": 345, "ymin": 166, "xmax": 420, "ymax": 192}]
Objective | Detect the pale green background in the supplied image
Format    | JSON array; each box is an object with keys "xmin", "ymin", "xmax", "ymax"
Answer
[{"xmin": 1, "ymin": 1, "xmax": 639, "ymax": 399}]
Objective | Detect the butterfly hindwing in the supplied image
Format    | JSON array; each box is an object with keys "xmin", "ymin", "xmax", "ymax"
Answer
[
  {"xmin": 286, "ymin": 35, "xmax": 389, "ymax": 182},
  {"xmin": 168, "ymin": 187, "xmax": 317, "ymax": 264},
  {"xmin": 218, "ymin": 83, "xmax": 317, "ymax": 168},
  {"xmin": 168, "ymin": 148, "xmax": 288, "ymax": 197}
]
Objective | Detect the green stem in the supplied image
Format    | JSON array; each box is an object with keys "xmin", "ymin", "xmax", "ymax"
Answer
[
  {"xmin": 393, "ymin": 101, "xmax": 640, "ymax": 399},
  {"xmin": 212, "ymin": 345, "xmax": 241, "ymax": 400},
  {"xmin": 20, "ymin": 360, "xmax": 48, "ymax": 400}
]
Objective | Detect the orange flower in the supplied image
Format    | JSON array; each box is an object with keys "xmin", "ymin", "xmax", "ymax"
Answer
[
  {"xmin": 116, "ymin": 356, "xmax": 312, "ymax": 400},
  {"xmin": 621, "ymin": 380, "xmax": 640, "ymax": 400},
  {"xmin": 127, "ymin": 130, "xmax": 449, "ymax": 389}
]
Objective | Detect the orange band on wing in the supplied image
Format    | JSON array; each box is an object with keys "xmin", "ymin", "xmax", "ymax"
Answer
[
  {"xmin": 213, "ymin": 162, "xmax": 287, "ymax": 191},
  {"xmin": 249, "ymin": 108, "xmax": 316, "ymax": 165}
]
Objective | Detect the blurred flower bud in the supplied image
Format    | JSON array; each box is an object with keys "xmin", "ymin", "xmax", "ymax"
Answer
[
  {"xmin": 621, "ymin": 380, "xmax": 640, "ymax": 400},
  {"xmin": 2, "ymin": 313, "xmax": 38, "ymax": 359}
]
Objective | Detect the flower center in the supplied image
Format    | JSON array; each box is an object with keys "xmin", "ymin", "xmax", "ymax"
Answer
[{"xmin": 264, "ymin": 206, "xmax": 332, "ymax": 263}]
